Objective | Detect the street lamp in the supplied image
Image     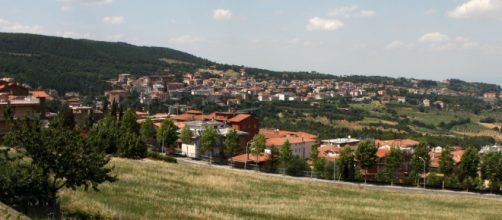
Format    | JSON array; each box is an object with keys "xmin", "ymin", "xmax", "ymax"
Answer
[
  {"xmin": 333, "ymin": 154, "xmax": 337, "ymax": 181},
  {"xmin": 244, "ymin": 140, "xmax": 252, "ymax": 170},
  {"xmin": 419, "ymin": 157, "xmax": 426, "ymax": 189}
]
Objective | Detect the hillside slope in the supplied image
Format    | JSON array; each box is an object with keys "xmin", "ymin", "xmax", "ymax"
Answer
[
  {"xmin": 60, "ymin": 158, "xmax": 502, "ymax": 219},
  {"xmin": 0, "ymin": 33, "xmax": 211, "ymax": 94}
]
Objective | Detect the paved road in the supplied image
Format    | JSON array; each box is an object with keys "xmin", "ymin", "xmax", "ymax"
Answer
[{"xmin": 176, "ymin": 157, "xmax": 502, "ymax": 200}]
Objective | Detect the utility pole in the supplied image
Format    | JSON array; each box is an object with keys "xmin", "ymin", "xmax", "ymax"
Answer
[
  {"xmin": 419, "ymin": 157, "xmax": 426, "ymax": 189},
  {"xmin": 244, "ymin": 141, "xmax": 251, "ymax": 169},
  {"xmin": 334, "ymin": 155, "xmax": 337, "ymax": 181}
]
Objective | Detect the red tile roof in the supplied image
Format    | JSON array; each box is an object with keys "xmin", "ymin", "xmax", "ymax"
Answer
[
  {"xmin": 231, "ymin": 153, "xmax": 270, "ymax": 163},
  {"xmin": 375, "ymin": 139, "xmax": 419, "ymax": 148},
  {"xmin": 30, "ymin": 90, "xmax": 49, "ymax": 98},
  {"xmin": 376, "ymin": 148, "xmax": 390, "ymax": 158},
  {"xmin": 228, "ymin": 114, "xmax": 251, "ymax": 122},
  {"xmin": 266, "ymin": 137, "xmax": 316, "ymax": 147}
]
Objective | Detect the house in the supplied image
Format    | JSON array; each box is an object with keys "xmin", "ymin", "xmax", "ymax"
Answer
[
  {"xmin": 429, "ymin": 146, "xmax": 464, "ymax": 171},
  {"xmin": 434, "ymin": 101, "xmax": 445, "ymax": 109},
  {"xmin": 397, "ymin": 96, "xmax": 406, "ymax": 104},
  {"xmin": 317, "ymin": 144, "xmax": 342, "ymax": 161},
  {"xmin": 177, "ymin": 121, "xmax": 248, "ymax": 159},
  {"xmin": 105, "ymin": 90, "xmax": 128, "ymax": 103},
  {"xmin": 321, "ymin": 136, "xmax": 360, "ymax": 150},
  {"xmin": 260, "ymin": 128, "xmax": 318, "ymax": 160},
  {"xmin": 0, "ymin": 95, "xmax": 46, "ymax": 134},
  {"xmin": 483, "ymin": 92, "xmax": 497, "ymax": 100},
  {"xmin": 423, "ymin": 99, "xmax": 431, "ymax": 107},
  {"xmin": 375, "ymin": 139, "xmax": 419, "ymax": 152}
]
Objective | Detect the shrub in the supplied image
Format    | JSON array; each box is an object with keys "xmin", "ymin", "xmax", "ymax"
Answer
[
  {"xmin": 285, "ymin": 157, "xmax": 309, "ymax": 176},
  {"xmin": 146, "ymin": 151, "xmax": 177, "ymax": 163}
]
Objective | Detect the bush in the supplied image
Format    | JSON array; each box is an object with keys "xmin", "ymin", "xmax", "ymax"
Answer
[
  {"xmin": 480, "ymin": 117, "xmax": 496, "ymax": 123},
  {"xmin": 146, "ymin": 151, "xmax": 177, "ymax": 163},
  {"xmin": 285, "ymin": 157, "xmax": 309, "ymax": 176},
  {"xmin": 376, "ymin": 170, "xmax": 389, "ymax": 183},
  {"xmin": 445, "ymin": 175, "xmax": 462, "ymax": 189},
  {"xmin": 426, "ymin": 173, "xmax": 443, "ymax": 188}
]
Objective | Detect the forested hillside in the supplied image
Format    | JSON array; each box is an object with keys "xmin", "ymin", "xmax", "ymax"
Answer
[{"xmin": 0, "ymin": 33, "xmax": 211, "ymax": 94}]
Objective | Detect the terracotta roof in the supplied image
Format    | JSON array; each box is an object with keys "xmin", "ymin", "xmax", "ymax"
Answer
[
  {"xmin": 185, "ymin": 110, "xmax": 203, "ymax": 114},
  {"xmin": 154, "ymin": 122, "xmax": 162, "ymax": 128},
  {"xmin": 260, "ymin": 128, "xmax": 317, "ymax": 141},
  {"xmin": 318, "ymin": 144, "xmax": 342, "ymax": 160},
  {"xmin": 231, "ymin": 153, "xmax": 270, "ymax": 163},
  {"xmin": 30, "ymin": 90, "xmax": 49, "ymax": 98},
  {"xmin": 376, "ymin": 148, "xmax": 390, "ymax": 158},
  {"xmin": 175, "ymin": 122, "xmax": 185, "ymax": 129},
  {"xmin": 266, "ymin": 137, "xmax": 316, "ymax": 147},
  {"xmin": 135, "ymin": 111, "xmax": 149, "ymax": 116},
  {"xmin": 228, "ymin": 114, "xmax": 251, "ymax": 122},
  {"xmin": 375, "ymin": 139, "xmax": 419, "ymax": 148}
]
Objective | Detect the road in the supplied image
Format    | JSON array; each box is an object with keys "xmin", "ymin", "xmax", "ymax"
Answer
[{"xmin": 176, "ymin": 157, "xmax": 502, "ymax": 200}]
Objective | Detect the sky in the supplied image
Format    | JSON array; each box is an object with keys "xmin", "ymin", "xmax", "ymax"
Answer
[{"xmin": 1, "ymin": 0, "xmax": 502, "ymax": 85}]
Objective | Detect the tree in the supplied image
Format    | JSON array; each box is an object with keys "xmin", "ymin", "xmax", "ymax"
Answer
[
  {"xmin": 355, "ymin": 140, "xmax": 377, "ymax": 183},
  {"xmin": 310, "ymin": 143, "xmax": 320, "ymax": 161},
  {"xmin": 87, "ymin": 114, "xmax": 119, "ymax": 154},
  {"xmin": 156, "ymin": 119, "xmax": 178, "ymax": 152},
  {"xmin": 410, "ymin": 142, "xmax": 430, "ymax": 186},
  {"xmin": 223, "ymin": 129, "xmax": 240, "ymax": 158},
  {"xmin": 117, "ymin": 131, "xmax": 146, "ymax": 159},
  {"xmin": 439, "ymin": 146, "xmax": 455, "ymax": 189},
  {"xmin": 200, "ymin": 127, "xmax": 217, "ymax": 164},
  {"xmin": 111, "ymin": 100, "xmax": 118, "ymax": 117},
  {"xmin": 140, "ymin": 118, "xmax": 156, "ymax": 140},
  {"xmin": 120, "ymin": 108, "xmax": 139, "ymax": 134},
  {"xmin": 313, "ymin": 157, "xmax": 327, "ymax": 178},
  {"xmin": 51, "ymin": 104, "xmax": 75, "ymax": 130},
  {"xmin": 459, "ymin": 147, "xmax": 480, "ymax": 181},
  {"xmin": 480, "ymin": 152, "xmax": 502, "ymax": 193},
  {"xmin": 250, "ymin": 133, "xmax": 266, "ymax": 161},
  {"xmin": 385, "ymin": 147, "xmax": 402, "ymax": 185},
  {"xmin": 337, "ymin": 146, "xmax": 355, "ymax": 181},
  {"xmin": 279, "ymin": 139, "xmax": 293, "ymax": 174},
  {"xmin": 180, "ymin": 126, "xmax": 193, "ymax": 144},
  {"xmin": 1, "ymin": 116, "xmax": 116, "ymax": 214}
]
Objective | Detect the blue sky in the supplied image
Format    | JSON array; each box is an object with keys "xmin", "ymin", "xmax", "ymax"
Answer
[{"xmin": 1, "ymin": 0, "xmax": 502, "ymax": 85}]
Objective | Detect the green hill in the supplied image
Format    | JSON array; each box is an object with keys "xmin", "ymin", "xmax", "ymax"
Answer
[
  {"xmin": 0, "ymin": 33, "xmax": 212, "ymax": 95},
  {"xmin": 60, "ymin": 157, "xmax": 502, "ymax": 219}
]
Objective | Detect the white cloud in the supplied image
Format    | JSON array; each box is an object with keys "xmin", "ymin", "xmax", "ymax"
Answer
[
  {"xmin": 213, "ymin": 9, "xmax": 232, "ymax": 20},
  {"xmin": 103, "ymin": 16, "xmax": 124, "ymax": 25},
  {"xmin": 447, "ymin": 0, "xmax": 502, "ymax": 19},
  {"xmin": 419, "ymin": 32, "xmax": 450, "ymax": 43},
  {"xmin": 385, "ymin": 41, "xmax": 416, "ymax": 50},
  {"xmin": 0, "ymin": 18, "xmax": 44, "ymax": 34},
  {"xmin": 106, "ymin": 34, "xmax": 124, "ymax": 41},
  {"xmin": 329, "ymin": 5, "xmax": 376, "ymax": 18},
  {"xmin": 306, "ymin": 17, "xmax": 344, "ymax": 31},
  {"xmin": 56, "ymin": 31, "xmax": 93, "ymax": 39},
  {"xmin": 169, "ymin": 35, "xmax": 202, "ymax": 44},
  {"xmin": 58, "ymin": 0, "xmax": 112, "ymax": 11},
  {"xmin": 419, "ymin": 32, "xmax": 479, "ymax": 51}
]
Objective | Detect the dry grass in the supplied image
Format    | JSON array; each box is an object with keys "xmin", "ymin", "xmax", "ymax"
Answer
[{"xmin": 60, "ymin": 158, "xmax": 502, "ymax": 220}]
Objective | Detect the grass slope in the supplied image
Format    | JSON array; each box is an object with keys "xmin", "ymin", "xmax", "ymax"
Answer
[{"xmin": 61, "ymin": 158, "xmax": 502, "ymax": 220}]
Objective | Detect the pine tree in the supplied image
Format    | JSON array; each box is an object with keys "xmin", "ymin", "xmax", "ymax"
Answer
[
  {"xmin": 279, "ymin": 139, "xmax": 293, "ymax": 173},
  {"xmin": 337, "ymin": 146, "xmax": 355, "ymax": 181},
  {"xmin": 120, "ymin": 108, "xmax": 140, "ymax": 134}
]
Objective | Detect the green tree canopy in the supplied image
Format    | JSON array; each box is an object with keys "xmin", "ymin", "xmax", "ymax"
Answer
[
  {"xmin": 157, "ymin": 119, "xmax": 179, "ymax": 149},
  {"xmin": 120, "ymin": 108, "xmax": 140, "ymax": 134},
  {"xmin": 279, "ymin": 139, "xmax": 293, "ymax": 172},
  {"xmin": 180, "ymin": 126, "xmax": 193, "ymax": 144},
  {"xmin": 337, "ymin": 146, "xmax": 355, "ymax": 181},
  {"xmin": 459, "ymin": 147, "xmax": 480, "ymax": 181},
  {"xmin": 250, "ymin": 133, "xmax": 266, "ymax": 156},
  {"xmin": 480, "ymin": 152, "xmax": 502, "ymax": 193},
  {"xmin": 140, "ymin": 118, "xmax": 156, "ymax": 140},
  {"xmin": 385, "ymin": 147, "xmax": 402, "ymax": 185},
  {"xmin": 223, "ymin": 129, "xmax": 240, "ymax": 157},
  {"xmin": 355, "ymin": 140, "xmax": 377, "ymax": 183}
]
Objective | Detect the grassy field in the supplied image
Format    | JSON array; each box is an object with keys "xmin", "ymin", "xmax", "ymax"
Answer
[{"xmin": 60, "ymin": 158, "xmax": 502, "ymax": 220}]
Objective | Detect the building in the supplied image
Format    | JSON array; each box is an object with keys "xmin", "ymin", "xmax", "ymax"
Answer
[
  {"xmin": 321, "ymin": 136, "xmax": 360, "ymax": 149},
  {"xmin": 177, "ymin": 121, "xmax": 248, "ymax": 159},
  {"xmin": 260, "ymin": 128, "xmax": 318, "ymax": 160},
  {"xmin": 423, "ymin": 99, "xmax": 431, "ymax": 107},
  {"xmin": 105, "ymin": 90, "xmax": 128, "ymax": 103}
]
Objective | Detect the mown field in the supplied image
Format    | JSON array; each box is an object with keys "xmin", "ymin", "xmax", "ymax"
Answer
[{"xmin": 60, "ymin": 158, "xmax": 502, "ymax": 220}]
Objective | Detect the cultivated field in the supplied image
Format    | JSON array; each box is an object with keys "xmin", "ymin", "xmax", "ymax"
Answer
[{"xmin": 60, "ymin": 158, "xmax": 502, "ymax": 220}]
